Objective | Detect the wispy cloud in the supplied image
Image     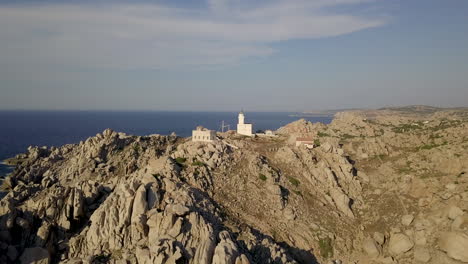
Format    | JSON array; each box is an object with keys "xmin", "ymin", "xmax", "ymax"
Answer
[{"xmin": 0, "ymin": 0, "xmax": 387, "ymax": 70}]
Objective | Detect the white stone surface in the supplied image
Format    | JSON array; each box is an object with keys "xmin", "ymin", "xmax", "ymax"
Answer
[
  {"xmin": 192, "ymin": 126, "xmax": 216, "ymax": 142},
  {"xmin": 237, "ymin": 112, "xmax": 253, "ymax": 136}
]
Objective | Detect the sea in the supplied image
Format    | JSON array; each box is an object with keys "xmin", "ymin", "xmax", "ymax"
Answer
[{"xmin": 0, "ymin": 111, "xmax": 333, "ymax": 185}]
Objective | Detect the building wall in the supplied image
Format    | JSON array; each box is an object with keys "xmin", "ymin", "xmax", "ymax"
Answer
[
  {"xmin": 237, "ymin": 123, "xmax": 253, "ymax": 136},
  {"xmin": 238, "ymin": 114, "xmax": 245, "ymax": 124},
  {"xmin": 295, "ymin": 141, "xmax": 314, "ymax": 147},
  {"xmin": 192, "ymin": 130, "xmax": 216, "ymax": 142}
]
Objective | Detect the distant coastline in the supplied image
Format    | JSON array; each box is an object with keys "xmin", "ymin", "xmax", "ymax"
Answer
[
  {"xmin": 289, "ymin": 113, "xmax": 336, "ymax": 118},
  {"xmin": 289, "ymin": 109, "xmax": 358, "ymax": 118},
  {"xmin": 0, "ymin": 110, "xmax": 333, "ymax": 163}
]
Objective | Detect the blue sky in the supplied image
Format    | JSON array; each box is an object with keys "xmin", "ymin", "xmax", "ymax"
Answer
[{"xmin": 1, "ymin": 0, "xmax": 467, "ymax": 111}]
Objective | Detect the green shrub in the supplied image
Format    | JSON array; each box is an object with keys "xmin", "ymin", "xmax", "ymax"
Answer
[
  {"xmin": 419, "ymin": 144, "xmax": 438, "ymax": 150},
  {"xmin": 314, "ymin": 139, "xmax": 321, "ymax": 147},
  {"xmin": 318, "ymin": 131, "xmax": 331, "ymax": 137},
  {"xmin": 318, "ymin": 237, "xmax": 333, "ymax": 259},
  {"xmin": 341, "ymin": 133, "xmax": 356, "ymax": 140},
  {"xmin": 175, "ymin": 157, "xmax": 187, "ymax": 167},
  {"xmin": 293, "ymin": 190, "xmax": 302, "ymax": 196},
  {"xmin": 192, "ymin": 160, "xmax": 205, "ymax": 166},
  {"xmin": 288, "ymin": 176, "xmax": 300, "ymax": 187},
  {"xmin": 259, "ymin": 174, "xmax": 267, "ymax": 181},
  {"xmin": 132, "ymin": 144, "xmax": 141, "ymax": 152},
  {"xmin": 397, "ymin": 167, "xmax": 413, "ymax": 174},
  {"xmin": 392, "ymin": 123, "xmax": 422, "ymax": 133}
]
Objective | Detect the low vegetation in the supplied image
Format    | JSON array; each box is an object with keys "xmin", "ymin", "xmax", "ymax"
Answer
[
  {"xmin": 288, "ymin": 176, "xmax": 300, "ymax": 187},
  {"xmin": 132, "ymin": 144, "xmax": 141, "ymax": 153},
  {"xmin": 318, "ymin": 131, "xmax": 331, "ymax": 137},
  {"xmin": 419, "ymin": 141, "xmax": 447, "ymax": 150},
  {"xmin": 341, "ymin": 133, "xmax": 357, "ymax": 140},
  {"xmin": 318, "ymin": 237, "xmax": 333, "ymax": 259},
  {"xmin": 191, "ymin": 160, "xmax": 205, "ymax": 166},
  {"xmin": 314, "ymin": 139, "xmax": 321, "ymax": 147},
  {"xmin": 175, "ymin": 157, "xmax": 187, "ymax": 167},
  {"xmin": 392, "ymin": 123, "xmax": 423, "ymax": 133}
]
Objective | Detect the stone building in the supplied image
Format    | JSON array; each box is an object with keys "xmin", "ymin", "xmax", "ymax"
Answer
[
  {"xmin": 192, "ymin": 126, "xmax": 216, "ymax": 142},
  {"xmin": 237, "ymin": 111, "xmax": 253, "ymax": 136},
  {"xmin": 295, "ymin": 137, "xmax": 314, "ymax": 148}
]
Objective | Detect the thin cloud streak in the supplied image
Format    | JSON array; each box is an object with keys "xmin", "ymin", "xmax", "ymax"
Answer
[{"xmin": 0, "ymin": 0, "xmax": 388, "ymax": 70}]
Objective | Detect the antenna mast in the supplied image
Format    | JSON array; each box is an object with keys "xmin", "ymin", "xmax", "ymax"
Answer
[{"xmin": 221, "ymin": 120, "xmax": 230, "ymax": 132}]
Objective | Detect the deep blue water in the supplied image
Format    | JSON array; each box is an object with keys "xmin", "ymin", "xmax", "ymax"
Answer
[{"xmin": 0, "ymin": 111, "xmax": 332, "ymax": 179}]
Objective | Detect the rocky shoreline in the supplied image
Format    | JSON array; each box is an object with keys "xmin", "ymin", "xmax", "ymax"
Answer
[{"xmin": 1, "ymin": 106, "xmax": 467, "ymax": 264}]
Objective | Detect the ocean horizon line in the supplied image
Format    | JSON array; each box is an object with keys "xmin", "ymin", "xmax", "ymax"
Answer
[{"xmin": 0, "ymin": 109, "xmax": 318, "ymax": 114}]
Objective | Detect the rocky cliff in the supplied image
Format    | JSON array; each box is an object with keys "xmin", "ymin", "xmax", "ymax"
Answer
[{"xmin": 1, "ymin": 106, "xmax": 468, "ymax": 264}]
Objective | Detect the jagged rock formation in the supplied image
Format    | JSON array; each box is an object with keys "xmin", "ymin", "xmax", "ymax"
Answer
[
  {"xmin": 0, "ymin": 130, "xmax": 301, "ymax": 264},
  {"xmin": 1, "ymin": 106, "xmax": 468, "ymax": 264}
]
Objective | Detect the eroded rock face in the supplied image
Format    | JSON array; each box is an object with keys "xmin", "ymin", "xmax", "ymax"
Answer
[
  {"xmin": 64, "ymin": 172, "xmax": 266, "ymax": 263},
  {"xmin": 0, "ymin": 130, "xmax": 301, "ymax": 264},
  {"xmin": 274, "ymin": 144, "xmax": 361, "ymax": 218},
  {"xmin": 2, "ymin": 107, "xmax": 468, "ymax": 264}
]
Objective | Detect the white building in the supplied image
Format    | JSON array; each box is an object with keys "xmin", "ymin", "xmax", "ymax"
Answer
[
  {"xmin": 192, "ymin": 126, "xmax": 216, "ymax": 142},
  {"xmin": 237, "ymin": 111, "xmax": 253, "ymax": 136},
  {"xmin": 295, "ymin": 137, "xmax": 315, "ymax": 148}
]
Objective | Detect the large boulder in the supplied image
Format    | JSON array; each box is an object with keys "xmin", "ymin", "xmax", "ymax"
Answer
[
  {"xmin": 438, "ymin": 232, "xmax": 468, "ymax": 262},
  {"xmin": 212, "ymin": 231, "xmax": 240, "ymax": 264},
  {"xmin": 388, "ymin": 233, "xmax": 414, "ymax": 255},
  {"xmin": 362, "ymin": 237, "xmax": 380, "ymax": 258}
]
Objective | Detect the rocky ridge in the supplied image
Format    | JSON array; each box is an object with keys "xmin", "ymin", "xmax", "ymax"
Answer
[{"xmin": 1, "ymin": 106, "xmax": 468, "ymax": 264}]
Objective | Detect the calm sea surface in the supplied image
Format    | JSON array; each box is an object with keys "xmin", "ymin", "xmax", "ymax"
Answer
[{"xmin": 0, "ymin": 111, "xmax": 332, "ymax": 179}]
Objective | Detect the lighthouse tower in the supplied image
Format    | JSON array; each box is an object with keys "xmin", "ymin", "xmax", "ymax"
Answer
[
  {"xmin": 238, "ymin": 111, "xmax": 245, "ymax": 124},
  {"xmin": 237, "ymin": 111, "xmax": 253, "ymax": 136}
]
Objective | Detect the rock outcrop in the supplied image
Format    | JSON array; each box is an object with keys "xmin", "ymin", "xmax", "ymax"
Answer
[
  {"xmin": 2, "ymin": 106, "xmax": 468, "ymax": 264},
  {"xmin": 0, "ymin": 130, "xmax": 301, "ymax": 263}
]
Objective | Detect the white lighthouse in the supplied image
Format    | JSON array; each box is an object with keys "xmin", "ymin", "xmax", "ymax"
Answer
[{"xmin": 237, "ymin": 111, "xmax": 253, "ymax": 136}]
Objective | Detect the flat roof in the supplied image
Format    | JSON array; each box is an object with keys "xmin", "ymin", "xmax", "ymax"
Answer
[{"xmin": 296, "ymin": 137, "xmax": 314, "ymax": 141}]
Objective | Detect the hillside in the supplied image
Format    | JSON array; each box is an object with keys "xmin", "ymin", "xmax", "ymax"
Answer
[{"xmin": 1, "ymin": 107, "xmax": 468, "ymax": 264}]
